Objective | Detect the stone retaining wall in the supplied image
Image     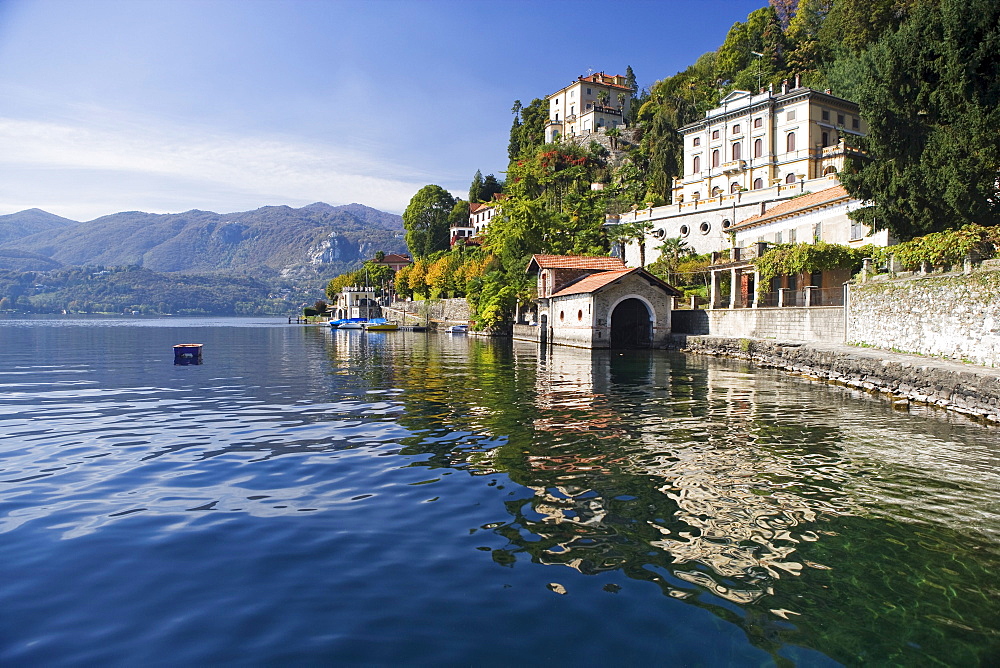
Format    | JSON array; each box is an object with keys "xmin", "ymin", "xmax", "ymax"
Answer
[
  {"xmin": 673, "ymin": 335, "xmax": 1000, "ymax": 424},
  {"xmin": 848, "ymin": 268, "xmax": 1000, "ymax": 368},
  {"xmin": 680, "ymin": 306, "xmax": 846, "ymax": 342},
  {"xmin": 389, "ymin": 298, "xmax": 471, "ymax": 324}
]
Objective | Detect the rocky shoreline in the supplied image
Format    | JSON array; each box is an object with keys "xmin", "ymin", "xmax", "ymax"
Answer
[{"xmin": 671, "ymin": 335, "xmax": 1000, "ymax": 425}]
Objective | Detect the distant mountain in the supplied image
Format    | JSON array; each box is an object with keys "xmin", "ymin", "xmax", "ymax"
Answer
[
  {"xmin": 0, "ymin": 202, "xmax": 408, "ymax": 277},
  {"xmin": 0, "ymin": 208, "xmax": 78, "ymax": 245}
]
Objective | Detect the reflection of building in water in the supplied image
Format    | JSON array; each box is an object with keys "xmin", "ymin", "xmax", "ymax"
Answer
[{"xmin": 510, "ymin": 346, "xmax": 853, "ymax": 603}]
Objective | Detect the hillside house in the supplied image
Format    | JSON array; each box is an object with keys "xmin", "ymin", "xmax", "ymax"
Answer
[
  {"xmin": 545, "ymin": 72, "xmax": 633, "ymax": 143},
  {"xmin": 612, "ymin": 81, "xmax": 870, "ymax": 262},
  {"xmin": 450, "ymin": 202, "xmax": 497, "ymax": 248}
]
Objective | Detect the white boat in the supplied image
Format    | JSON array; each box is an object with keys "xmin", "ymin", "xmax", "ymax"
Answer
[
  {"xmin": 445, "ymin": 324, "xmax": 468, "ymax": 333},
  {"xmin": 338, "ymin": 321, "xmax": 364, "ymax": 330}
]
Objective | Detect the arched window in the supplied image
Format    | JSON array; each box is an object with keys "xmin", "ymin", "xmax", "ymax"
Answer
[
  {"xmin": 693, "ymin": 137, "xmax": 701, "ymax": 146},
  {"xmin": 785, "ymin": 173, "xmax": 797, "ymax": 184},
  {"xmin": 754, "ymin": 117, "xmax": 763, "ymax": 128},
  {"xmin": 824, "ymin": 165, "xmax": 837, "ymax": 175},
  {"xmin": 692, "ymin": 156, "xmax": 701, "ymax": 173},
  {"xmin": 712, "ymin": 150, "xmax": 720, "ymax": 167},
  {"xmin": 732, "ymin": 142, "xmax": 741, "ymax": 160},
  {"xmin": 786, "ymin": 132, "xmax": 796, "ymax": 153},
  {"xmin": 731, "ymin": 182, "xmax": 741, "ymax": 193},
  {"xmin": 711, "ymin": 186, "xmax": 722, "ymax": 196},
  {"xmin": 692, "ymin": 191, "xmax": 700, "ymax": 201},
  {"xmin": 754, "ymin": 138, "xmax": 762, "ymax": 158},
  {"xmin": 753, "ymin": 177, "xmax": 763, "ymax": 190}
]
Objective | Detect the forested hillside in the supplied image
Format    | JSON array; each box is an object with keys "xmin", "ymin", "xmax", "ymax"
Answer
[
  {"xmin": 1, "ymin": 202, "xmax": 406, "ymax": 277},
  {"xmin": 0, "ymin": 202, "xmax": 408, "ymax": 314},
  {"xmin": 392, "ymin": 0, "xmax": 999, "ymax": 330}
]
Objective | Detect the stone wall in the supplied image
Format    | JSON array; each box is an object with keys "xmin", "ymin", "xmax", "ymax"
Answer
[
  {"xmin": 388, "ymin": 298, "xmax": 470, "ymax": 324},
  {"xmin": 848, "ymin": 268, "xmax": 1000, "ymax": 368},
  {"xmin": 674, "ymin": 335, "xmax": 1000, "ymax": 424},
  {"xmin": 672, "ymin": 306, "xmax": 845, "ymax": 342}
]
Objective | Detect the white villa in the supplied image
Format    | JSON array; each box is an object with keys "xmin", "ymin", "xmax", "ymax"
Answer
[
  {"xmin": 545, "ymin": 72, "xmax": 633, "ymax": 143},
  {"xmin": 450, "ymin": 201, "xmax": 498, "ymax": 248},
  {"xmin": 614, "ymin": 80, "xmax": 877, "ymax": 264}
]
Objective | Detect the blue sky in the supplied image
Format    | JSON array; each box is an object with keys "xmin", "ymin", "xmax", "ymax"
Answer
[{"xmin": 0, "ymin": 0, "xmax": 766, "ymax": 221}]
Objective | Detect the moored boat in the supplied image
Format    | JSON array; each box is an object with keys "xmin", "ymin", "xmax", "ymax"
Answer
[
  {"xmin": 364, "ymin": 318, "xmax": 398, "ymax": 331},
  {"xmin": 444, "ymin": 324, "xmax": 468, "ymax": 333}
]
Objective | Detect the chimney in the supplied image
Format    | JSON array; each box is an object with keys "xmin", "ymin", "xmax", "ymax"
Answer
[
  {"xmin": 794, "ymin": 73, "xmax": 801, "ymax": 89},
  {"xmin": 781, "ymin": 80, "xmax": 788, "ymax": 94}
]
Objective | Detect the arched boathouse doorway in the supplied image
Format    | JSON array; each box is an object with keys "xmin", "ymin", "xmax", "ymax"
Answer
[{"xmin": 610, "ymin": 298, "xmax": 652, "ymax": 349}]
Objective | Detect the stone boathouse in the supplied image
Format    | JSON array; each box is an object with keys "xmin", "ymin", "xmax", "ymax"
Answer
[{"xmin": 519, "ymin": 255, "xmax": 682, "ymax": 349}]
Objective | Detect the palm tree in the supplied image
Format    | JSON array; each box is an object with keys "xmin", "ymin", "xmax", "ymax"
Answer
[
  {"xmin": 656, "ymin": 236, "xmax": 693, "ymax": 284},
  {"xmin": 596, "ymin": 89, "xmax": 610, "ymax": 108},
  {"xmin": 605, "ymin": 126, "xmax": 622, "ymax": 150}
]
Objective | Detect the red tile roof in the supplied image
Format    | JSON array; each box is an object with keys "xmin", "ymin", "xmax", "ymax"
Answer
[
  {"xmin": 734, "ymin": 185, "xmax": 851, "ymax": 230},
  {"xmin": 528, "ymin": 255, "xmax": 627, "ymax": 271},
  {"xmin": 376, "ymin": 253, "xmax": 411, "ymax": 264},
  {"xmin": 550, "ymin": 268, "xmax": 681, "ymax": 298}
]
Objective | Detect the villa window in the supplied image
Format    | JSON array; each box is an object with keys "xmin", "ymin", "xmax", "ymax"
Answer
[
  {"xmin": 692, "ymin": 191, "xmax": 700, "ymax": 201},
  {"xmin": 732, "ymin": 142, "xmax": 741, "ymax": 160},
  {"xmin": 822, "ymin": 131, "xmax": 829, "ymax": 147},
  {"xmin": 754, "ymin": 138, "xmax": 762, "ymax": 157},
  {"xmin": 822, "ymin": 109, "xmax": 830, "ymax": 121},
  {"xmin": 570, "ymin": 106, "xmax": 574, "ymax": 115},
  {"xmin": 785, "ymin": 173, "xmax": 797, "ymax": 184},
  {"xmin": 786, "ymin": 132, "xmax": 796, "ymax": 152},
  {"xmin": 732, "ymin": 123, "xmax": 741, "ymax": 134},
  {"xmin": 838, "ymin": 113, "xmax": 845, "ymax": 125},
  {"xmin": 852, "ymin": 118, "xmax": 860, "ymax": 129},
  {"xmin": 754, "ymin": 117, "xmax": 762, "ymax": 128},
  {"xmin": 693, "ymin": 137, "xmax": 701, "ymax": 146},
  {"xmin": 712, "ymin": 149, "xmax": 720, "ymax": 167},
  {"xmin": 731, "ymin": 182, "xmax": 741, "ymax": 193},
  {"xmin": 753, "ymin": 177, "xmax": 763, "ymax": 190},
  {"xmin": 712, "ymin": 129, "xmax": 720, "ymax": 140},
  {"xmin": 775, "ymin": 231, "xmax": 782, "ymax": 244},
  {"xmin": 788, "ymin": 228, "xmax": 797, "ymax": 243},
  {"xmin": 587, "ymin": 88, "xmax": 592, "ymax": 94},
  {"xmin": 693, "ymin": 156, "xmax": 701, "ymax": 173},
  {"xmin": 787, "ymin": 110, "xmax": 796, "ymax": 121},
  {"xmin": 577, "ymin": 310, "xmax": 583, "ymax": 321}
]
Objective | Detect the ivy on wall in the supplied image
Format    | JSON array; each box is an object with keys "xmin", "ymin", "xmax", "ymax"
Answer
[
  {"xmin": 870, "ymin": 224, "xmax": 1000, "ymax": 271},
  {"xmin": 752, "ymin": 241, "xmax": 869, "ymax": 291}
]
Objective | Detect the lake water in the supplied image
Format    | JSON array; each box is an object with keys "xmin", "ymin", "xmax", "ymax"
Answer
[{"xmin": 0, "ymin": 316, "xmax": 997, "ymax": 666}]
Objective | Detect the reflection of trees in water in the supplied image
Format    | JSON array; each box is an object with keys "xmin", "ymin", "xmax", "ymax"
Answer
[{"xmin": 322, "ymin": 334, "xmax": 1000, "ymax": 665}]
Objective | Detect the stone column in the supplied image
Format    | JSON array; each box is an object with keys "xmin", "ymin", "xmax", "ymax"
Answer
[
  {"xmin": 804, "ymin": 285, "xmax": 816, "ymax": 307},
  {"xmin": 729, "ymin": 268, "xmax": 738, "ymax": 309},
  {"xmin": 752, "ymin": 270, "xmax": 761, "ymax": 308},
  {"xmin": 709, "ymin": 270, "xmax": 720, "ymax": 309},
  {"xmin": 861, "ymin": 257, "xmax": 872, "ymax": 283},
  {"xmin": 778, "ymin": 288, "xmax": 787, "ymax": 307}
]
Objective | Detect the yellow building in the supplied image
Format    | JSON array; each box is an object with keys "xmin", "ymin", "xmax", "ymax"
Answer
[
  {"xmin": 674, "ymin": 81, "xmax": 866, "ymax": 204},
  {"xmin": 545, "ymin": 72, "xmax": 632, "ymax": 143}
]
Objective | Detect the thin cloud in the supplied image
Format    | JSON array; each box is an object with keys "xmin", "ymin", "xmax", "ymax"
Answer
[{"xmin": 0, "ymin": 113, "xmax": 431, "ymax": 218}]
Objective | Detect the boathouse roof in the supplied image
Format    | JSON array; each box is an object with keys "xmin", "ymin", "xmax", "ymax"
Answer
[
  {"xmin": 549, "ymin": 267, "xmax": 682, "ymax": 298},
  {"xmin": 526, "ymin": 255, "xmax": 627, "ymax": 272}
]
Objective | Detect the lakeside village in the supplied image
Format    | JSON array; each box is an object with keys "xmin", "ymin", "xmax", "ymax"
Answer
[{"xmin": 311, "ymin": 60, "xmax": 1000, "ymax": 423}]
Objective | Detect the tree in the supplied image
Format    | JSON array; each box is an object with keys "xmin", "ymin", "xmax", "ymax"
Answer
[
  {"xmin": 480, "ymin": 174, "xmax": 503, "ymax": 201},
  {"xmin": 402, "ymin": 185, "xmax": 456, "ymax": 258},
  {"xmin": 840, "ymin": 0, "xmax": 1000, "ymax": 239},
  {"xmin": 469, "ymin": 170, "xmax": 484, "ymax": 203},
  {"xmin": 606, "ymin": 126, "xmax": 622, "ymax": 151},
  {"xmin": 653, "ymin": 236, "xmax": 693, "ymax": 284}
]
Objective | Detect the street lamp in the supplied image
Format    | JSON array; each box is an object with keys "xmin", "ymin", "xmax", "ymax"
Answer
[{"xmin": 751, "ymin": 51, "xmax": 764, "ymax": 92}]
